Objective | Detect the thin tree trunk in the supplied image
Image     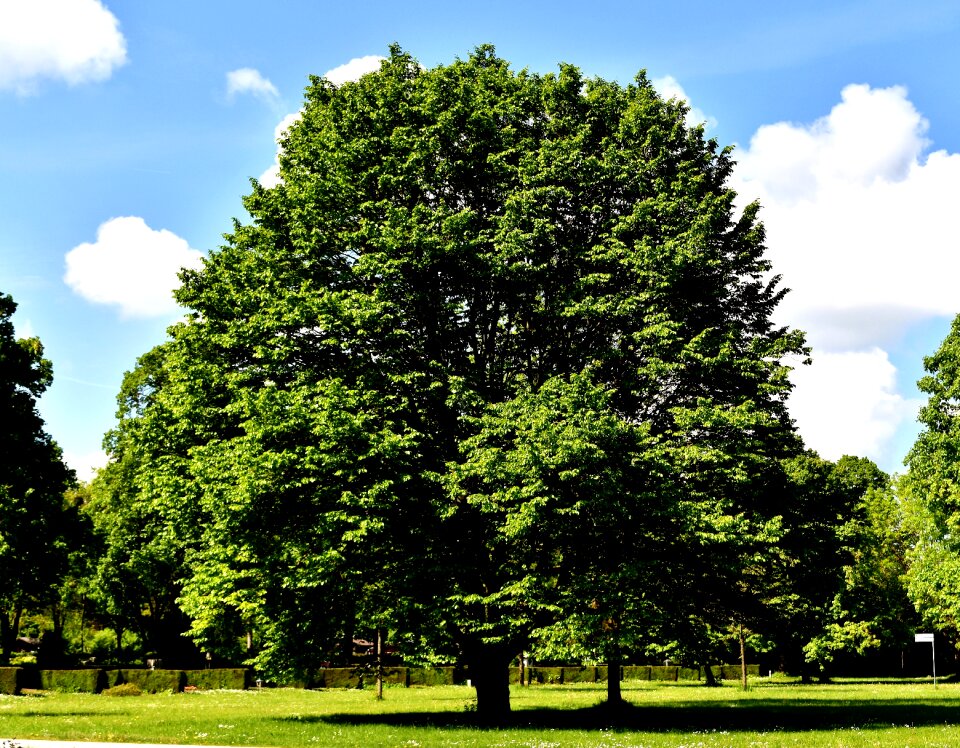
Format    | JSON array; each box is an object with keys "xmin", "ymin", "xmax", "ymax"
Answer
[
  {"xmin": 739, "ymin": 623, "xmax": 747, "ymax": 689},
  {"xmin": 376, "ymin": 627, "xmax": 384, "ymax": 701}
]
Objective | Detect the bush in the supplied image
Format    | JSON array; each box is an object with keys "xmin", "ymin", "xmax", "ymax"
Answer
[
  {"xmin": 319, "ymin": 668, "xmax": 361, "ymax": 689},
  {"xmin": 622, "ymin": 666, "xmax": 650, "ymax": 681},
  {"xmin": 408, "ymin": 667, "xmax": 456, "ymax": 686},
  {"xmin": 182, "ymin": 668, "xmax": 248, "ymax": 690},
  {"xmin": 650, "ymin": 666, "xmax": 678, "ymax": 681},
  {"xmin": 0, "ymin": 667, "xmax": 20, "ymax": 695},
  {"xmin": 118, "ymin": 669, "xmax": 184, "ymax": 693},
  {"xmin": 561, "ymin": 666, "xmax": 596, "ymax": 683},
  {"xmin": 39, "ymin": 669, "xmax": 100, "ymax": 693},
  {"xmin": 102, "ymin": 683, "xmax": 142, "ymax": 696}
]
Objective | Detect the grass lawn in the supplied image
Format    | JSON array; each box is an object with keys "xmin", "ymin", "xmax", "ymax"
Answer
[{"xmin": 3, "ymin": 679, "xmax": 960, "ymax": 747}]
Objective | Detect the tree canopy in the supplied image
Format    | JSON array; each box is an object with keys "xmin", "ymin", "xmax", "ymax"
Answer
[
  {"xmin": 0, "ymin": 292, "xmax": 75, "ymax": 663},
  {"xmin": 94, "ymin": 45, "xmax": 809, "ymax": 720}
]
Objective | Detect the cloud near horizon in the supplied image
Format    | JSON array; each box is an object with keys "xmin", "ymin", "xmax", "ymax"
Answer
[
  {"xmin": 64, "ymin": 217, "xmax": 205, "ymax": 317},
  {"xmin": 732, "ymin": 83, "xmax": 960, "ymax": 465},
  {"xmin": 0, "ymin": 0, "xmax": 127, "ymax": 94}
]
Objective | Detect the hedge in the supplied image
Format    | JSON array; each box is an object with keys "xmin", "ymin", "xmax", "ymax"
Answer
[
  {"xmin": 119, "ymin": 669, "xmax": 184, "ymax": 693},
  {"xmin": 408, "ymin": 666, "xmax": 459, "ymax": 686},
  {"xmin": 183, "ymin": 668, "xmax": 248, "ymax": 690},
  {"xmin": 40, "ymin": 669, "xmax": 101, "ymax": 693},
  {"xmin": 622, "ymin": 666, "xmax": 650, "ymax": 681},
  {"xmin": 0, "ymin": 667, "xmax": 20, "ymax": 695}
]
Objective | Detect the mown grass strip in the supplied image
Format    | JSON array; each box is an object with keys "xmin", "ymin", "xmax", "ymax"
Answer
[{"xmin": 0, "ymin": 680, "xmax": 957, "ymax": 747}]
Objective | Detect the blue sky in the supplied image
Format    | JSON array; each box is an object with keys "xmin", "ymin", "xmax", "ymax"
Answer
[{"xmin": 3, "ymin": 0, "xmax": 960, "ymax": 480}]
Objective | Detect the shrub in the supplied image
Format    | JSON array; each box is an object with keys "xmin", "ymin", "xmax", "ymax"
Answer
[
  {"xmin": 0, "ymin": 667, "xmax": 20, "ymax": 695},
  {"xmin": 102, "ymin": 683, "xmax": 142, "ymax": 697},
  {"xmin": 182, "ymin": 668, "xmax": 248, "ymax": 690},
  {"xmin": 319, "ymin": 668, "xmax": 361, "ymax": 689},
  {"xmin": 561, "ymin": 666, "xmax": 596, "ymax": 683},
  {"xmin": 622, "ymin": 666, "xmax": 650, "ymax": 681},
  {"xmin": 119, "ymin": 669, "xmax": 184, "ymax": 693},
  {"xmin": 650, "ymin": 666, "xmax": 678, "ymax": 681},
  {"xmin": 408, "ymin": 667, "xmax": 456, "ymax": 686},
  {"xmin": 39, "ymin": 669, "xmax": 100, "ymax": 693}
]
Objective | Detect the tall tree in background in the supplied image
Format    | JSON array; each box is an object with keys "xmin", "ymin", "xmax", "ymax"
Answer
[
  {"xmin": 903, "ymin": 316, "xmax": 960, "ymax": 643},
  {"xmin": 0, "ymin": 292, "xmax": 75, "ymax": 662},
  {"xmin": 101, "ymin": 46, "xmax": 806, "ymax": 720}
]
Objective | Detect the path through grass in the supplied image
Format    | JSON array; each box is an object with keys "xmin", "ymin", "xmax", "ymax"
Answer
[{"xmin": 2, "ymin": 679, "xmax": 960, "ymax": 747}]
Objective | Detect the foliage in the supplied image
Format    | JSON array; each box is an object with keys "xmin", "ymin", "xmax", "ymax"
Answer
[
  {"xmin": 96, "ymin": 45, "xmax": 805, "ymax": 720},
  {"xmin": 101, "ymin": 682, "xmax": 142, "ymax": 696},
  {"xmin": 0, "ymin": 292, "xmax": 76, "ymax": 663}
]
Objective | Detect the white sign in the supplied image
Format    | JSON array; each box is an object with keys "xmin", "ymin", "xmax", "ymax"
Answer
[{"xmin": 916, "ymin": 633, "xmax": 935, "ymax": 643}]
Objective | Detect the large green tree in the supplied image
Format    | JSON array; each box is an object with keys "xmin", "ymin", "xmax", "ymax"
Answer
[
  {"xmin": 903, "ymin": 315, "xmax": 960, "ymax": 644},
  {"xmin": 0, "ymin": 292, "xmax": 75, "ymax": 662},
  {"xmin": 101, "ymin": 46, "xmax": 806, "ymax": 720}
]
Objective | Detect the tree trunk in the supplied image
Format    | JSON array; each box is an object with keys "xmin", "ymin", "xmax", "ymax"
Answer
[
  {"xmin": 375, "ymin": 627, "xmax": 384, "ymax": 701},
  {"xmin": 739, "ymin": 624, "xmax": 747, "ymax": 689},
  {"xmin": 606, "ymin": 652, "xmax": 623, "ymax": 706},
  {"xmin": 468, "ymin": 649, "xmax": 512, "ymax": 725},
  {"xmin": 703, "ymin": 662, "xmax": 717, "ymax": 687}
]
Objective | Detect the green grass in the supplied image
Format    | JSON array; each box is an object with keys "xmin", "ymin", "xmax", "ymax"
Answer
[{"xmin": 3, "ymin": 680, "xmax": 960, "ymax": 747}]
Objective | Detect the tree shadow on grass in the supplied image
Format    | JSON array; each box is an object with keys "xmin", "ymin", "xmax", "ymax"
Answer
[{"xmin": 278, "ymin": 699, "xmax": 960, "ymax": 732}]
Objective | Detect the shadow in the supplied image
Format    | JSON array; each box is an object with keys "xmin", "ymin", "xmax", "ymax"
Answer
[{"xmin": 282, "ymin": 698, "xmax": 960, "ymax": 732}]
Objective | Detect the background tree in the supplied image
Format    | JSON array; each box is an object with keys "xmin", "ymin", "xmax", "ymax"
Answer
[
  {"xmin": 902, "ymin": 315, "xmax": 960, "ymax": 645},
  {"xmin": 103, "ymin": 46, "xmax": 806, "ymax": 721},
  {"xmin": 0, "ymin": 292, "xmax": 75, "ymax": 662}
]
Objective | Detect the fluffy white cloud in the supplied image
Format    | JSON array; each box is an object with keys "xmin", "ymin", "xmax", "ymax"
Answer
[
  {"xmin": 64, "ymin": 217, "xmax": 204, "ymax": 317},
  {"xmin": 64, "ymin": 448, "xmax": 108, "ymax": 484},
  {"xmin": 733, "ymin": 84, "xmax": 960, "ymax": 349},
  {"xmin": 653, "ymin": 75, "xmax": 717, "ymax": 131},
  {"xmin": 259, "ymin": 111, "xmax": 303, "ymax": 188},
  {"xmin": 0, "ymin": 0, "xmax": 127, "ymax": 94},
  {"xmin": 730, "ymin": 83, "xmax": 960, "ymax": 466},
  {"xmin": 323, "ymin": 55, "xmax": 385, "ymax": 86},
  {"xmin": 788, "ymin": 349, "xmax": 921, "ymax": 465},
  {"xmin": 226, "ymin": 67, "xmax": 279, "ymax": 102},
  {"xmin": 258, "ymin": 56, "xmax": 387, "ymax": 186}
]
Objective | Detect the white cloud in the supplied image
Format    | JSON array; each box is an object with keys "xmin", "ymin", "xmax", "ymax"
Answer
[
  {"xmin": 64, "ymin": 448, "xmax": 108, "ymax": 484},
  {"xmin": 653, "ymin": 75, "xmax": 717, "ymax": 131},
  {"xmin": 0, "ymin": 0, "xmax": 126, "ymax": 94},
  {"xmin": 730, "ymin": 83, "xmax": 960, "ymax": 465},
  {"xmin": 64, "ymin": 217, "xmax": 204, "ymax": 317},
  {"xmin": 226, "ymin": 67, "xmax": 279, "ymax": 102},
  {"xmin": 323, "ymin": 55, "xmax": 385, "ymax": 86},
  {"xmin": 788, "ymin": 349, "xmax": 920, "ymax": 465},
  {"xmin": 259, "ymin": 111, "xmax": 302, "ymax": 188}
]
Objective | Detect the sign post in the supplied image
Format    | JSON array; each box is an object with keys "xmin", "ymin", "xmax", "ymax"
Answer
[{"xmin": 915, "ymin": 633, "xmax": 936, "ymax": 685}]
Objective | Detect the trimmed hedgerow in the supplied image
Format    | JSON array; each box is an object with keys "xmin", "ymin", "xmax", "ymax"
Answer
[
  {"xmin": 407, "ymin": 667, "xmax": 457, "ymax": 687},
  {"xmin": 561, "ymin": 666, "xmax": 596, "ymax": 683},
  {"xmin": 319, "ymin": 668, "xmax": 362, "ymax": 689},
  {"xmin": 0, "ymin": 667, "xmax": 20, "ymax": 695},
  {"xmin": 40, "ymin": 669, "xmax": 100, "ymax": 693},
  {"xmin": 118, "ymin": 669, "xmax": 184, "ymax": 693},
  {"xmin": 650, "ymin": 666, "xmax": 678, "ymax": 681},
  {"xmin": 622, "ymin": 666, "xmax": 650, "ymax": 681},
  {"xmin": 678, "ymin": 667, "xmax": 701, "ymax": 681},
  {"xmin": 182, "ymin": 668, "xmax": 248, "ymax": 690}
]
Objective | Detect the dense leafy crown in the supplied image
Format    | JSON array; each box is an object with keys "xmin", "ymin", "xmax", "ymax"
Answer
[{"xmin": 99, "ymin": 46, "xmax": 806, "ymax": 682}]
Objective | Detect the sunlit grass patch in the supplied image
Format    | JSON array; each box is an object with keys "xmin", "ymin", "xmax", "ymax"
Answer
[{"xmin": 1, "ymin": 680, "xmax": 958, "ymax": 747}]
